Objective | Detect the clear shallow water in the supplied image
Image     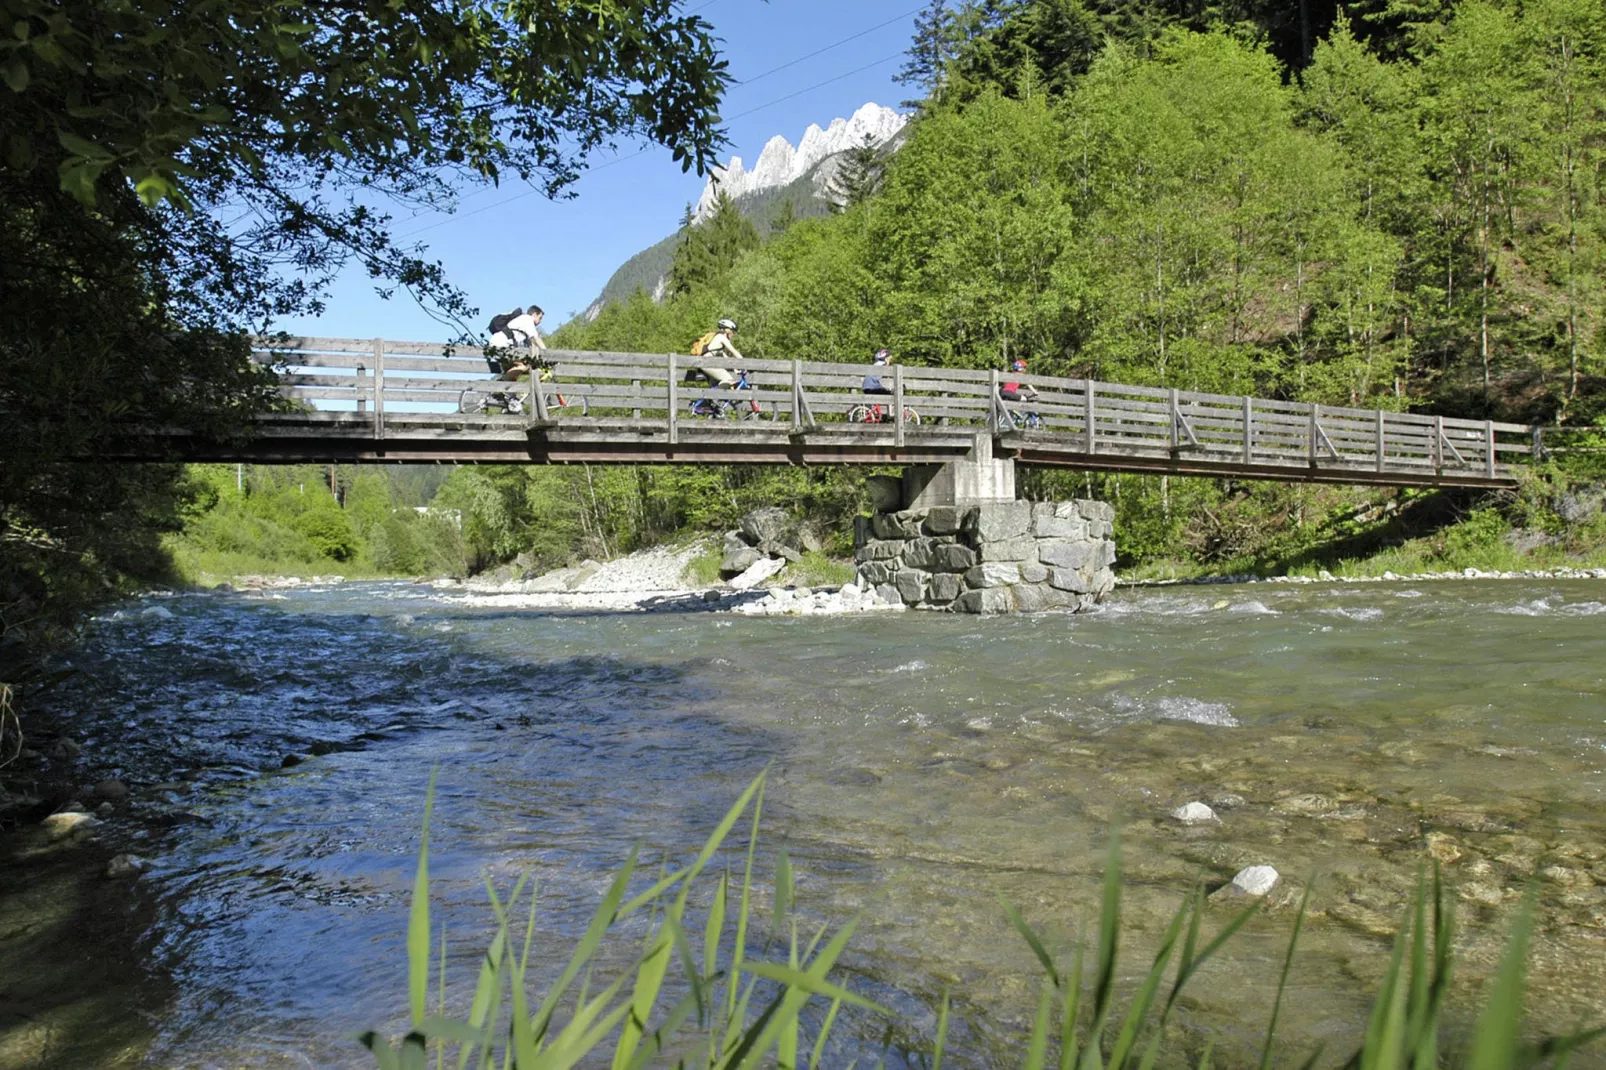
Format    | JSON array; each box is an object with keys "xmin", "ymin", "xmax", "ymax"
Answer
[{"xmin": 20, "ymin": 580, "xmax": 1606, "ymax": 1067}]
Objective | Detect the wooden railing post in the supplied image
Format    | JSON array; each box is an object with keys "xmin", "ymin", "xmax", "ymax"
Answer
[
  {"xmin": 666, "ymin": 354, "xmax": 678, "ymax": 445},
  {"xmin": 1308, "ymin": 403, "xmax": 1318, "ymax": 466},
  {"xmin": 1375, "ymin": 410, "xmax": 1385, "ymax": 473},
  {"xmin": 893, "ymin": 363, "xmax": 905, "ymax": 448},
  {"xmin": 1242, "ymin": 396, "xmax": 1252, "ymax": 463},
  {"xmin": 1170, "ymin": 387, "xmax": 1181, "ymax": 451},
  {"xmin": 989, "ymin": 369, "xmax": 1001, "ymax": 434},
  {"xmin": 790, "ymin": 359, "xmax": 801, "ymax": 430},
  {"xmin": 530, "ymin": 369, "xmax": 550, "ymax": 424},
  {"xmin": 1433, "ymin": 415, "xmax": 1444, "ymax": 473},
  {"xmin": 632, "ymin": 379, "xmax": 641, "ymax": 421},
  {"xmin": 355, "ymin": 363, "xmax": 367, "ymax": 414},
  {"xmin": 1485, "ymin": 420, "xmax": 1496, "ymax": 478},
  {"xmin": 1085, "ymin": 381, "xmax": 1096, "ymax": 455},
  {"xmin": 372, "ymin": 338, "xmax": 385, "ymax": 440}
]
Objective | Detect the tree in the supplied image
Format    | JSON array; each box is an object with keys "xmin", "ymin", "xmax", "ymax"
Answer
[
  {"xmin": 896, "ymin": 0, "xmax": 958, "ymax": 107},
  {"xmin": 826, "ymin": 135, "xmax": 888, "ymax": 213},
  {"xmin": 667, "ymin": 191, "xmax": 761, "ymax": 296},
  {"xmin": 0, "ymin": 0, "xmax": 732, "ymax": 672}
]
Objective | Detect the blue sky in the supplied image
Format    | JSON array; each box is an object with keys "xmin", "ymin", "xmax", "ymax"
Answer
[{"xmin": 279, "ymin": 0, "xmax": 922, "ymax": 343}]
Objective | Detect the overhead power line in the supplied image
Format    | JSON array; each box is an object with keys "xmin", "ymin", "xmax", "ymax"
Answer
[{"xmin": 396, "ymin": 30, "xmax": 915, "ymax": 238}]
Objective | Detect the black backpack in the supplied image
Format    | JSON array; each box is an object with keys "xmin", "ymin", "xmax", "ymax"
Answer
[{"xmin": 488, "ymin": 308, "xmax": 522, "ymax": 336}]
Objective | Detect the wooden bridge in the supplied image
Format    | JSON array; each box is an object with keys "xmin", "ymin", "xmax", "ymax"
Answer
[{"xmin": 146, "ymin": 336, "xmax": 1533, "ymax": 488}]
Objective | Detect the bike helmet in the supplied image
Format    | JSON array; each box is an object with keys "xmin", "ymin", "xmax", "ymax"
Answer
[
  {"xmin": 1011, "ymin": 360, "xmax": 1028, "ymax": 371},
  {"xmin": 874, "ymin": 349, "xmax": 891, "ymax": 364},
  {"xmin": 718, "ymin": 318, "xmax": 737, "ymax": 331}
]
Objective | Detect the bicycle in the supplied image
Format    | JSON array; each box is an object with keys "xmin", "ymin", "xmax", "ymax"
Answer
[
  {"xmin": 687, "ymin": 369, "xmax": 770, "ymax": 421},
  {"xmin": 847, "ymin": 400, "xmax": 920, "ymax": 425},
  {"xmin": 458, "ymin": 366, "xmax": 586, "ymax": 417},
  {"xmin": 1006, "ymin": 408, "xmax": 1044, "ymax": 431}
]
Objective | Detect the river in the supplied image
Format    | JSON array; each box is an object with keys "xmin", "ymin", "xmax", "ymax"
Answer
[{"xmin": 7, "ymin": 579, "xmax": 1606, "ymax": 1068}]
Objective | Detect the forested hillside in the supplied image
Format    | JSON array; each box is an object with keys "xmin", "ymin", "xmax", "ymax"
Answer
[{"xmin": 425, "ymin": 0, "xmax": 1603, "ymax": 578}]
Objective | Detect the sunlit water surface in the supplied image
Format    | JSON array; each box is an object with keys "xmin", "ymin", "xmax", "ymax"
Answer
[{"xmin": 27, "ymin": 580, "xmax": 1606, "ymax": 1067}]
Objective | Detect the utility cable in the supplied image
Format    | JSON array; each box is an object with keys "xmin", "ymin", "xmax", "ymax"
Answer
[{"xmin": 396, "ymin": 48, "xmax": 907, "ymax": 239}]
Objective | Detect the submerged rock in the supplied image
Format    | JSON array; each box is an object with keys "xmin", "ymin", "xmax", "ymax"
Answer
[
  {"xmin": 1227, "ymin": 865, "xmax": 1280, "ymax": 898},
  {"xmin": 105, "ymin": 854, "xmax": 147, "ymax": 879},
  {"xmin": 1171, "ymin": 802, "xmax": 1218, "ymax": 825},
  {"xmin": 93, "ymin": 779, "xmax": 128, "ymax": 801},
  {"xmin": 41, "ymin": 811, "xmax": 100, "ymax": 841}
]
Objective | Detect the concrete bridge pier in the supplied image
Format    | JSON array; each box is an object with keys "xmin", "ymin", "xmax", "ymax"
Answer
[{"xmin": 856, "ymin": 434, "xmax": 1117, "ymax": 614}]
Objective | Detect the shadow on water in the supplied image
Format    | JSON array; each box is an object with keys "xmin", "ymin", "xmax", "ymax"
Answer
[{"xmin": 0, "ymin": 588, "xmax": 848, "ymax": 1068}]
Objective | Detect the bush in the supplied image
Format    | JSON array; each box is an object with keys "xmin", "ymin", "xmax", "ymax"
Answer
[{"xmin": 292, "ymin": 508, "xmax": 358, "ymax": 562}]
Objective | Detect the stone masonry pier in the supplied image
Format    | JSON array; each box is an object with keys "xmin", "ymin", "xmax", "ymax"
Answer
[{"xmin": 854, "ymin": 498, "xmax": 1117, "ymax": 614}]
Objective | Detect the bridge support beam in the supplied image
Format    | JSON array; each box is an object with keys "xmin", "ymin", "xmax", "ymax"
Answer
[{"xmin": 893, "ymin": 433, "xmax": 1016, "ymax": 511}]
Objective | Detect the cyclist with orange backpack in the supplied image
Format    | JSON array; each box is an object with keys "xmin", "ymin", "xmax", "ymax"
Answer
[{"xmin": 692, "ymin": 318, "xmax": 742, "ymax": 387}]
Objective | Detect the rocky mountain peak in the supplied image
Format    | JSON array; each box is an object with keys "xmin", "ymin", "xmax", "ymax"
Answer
[{"xmin": 693, "ymin": 102, "xmax": 906, "ymax": 222}]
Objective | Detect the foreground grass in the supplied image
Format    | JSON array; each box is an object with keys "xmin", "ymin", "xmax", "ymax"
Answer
[{"xmin": 363, "ymin": 771, "xmax": 1603, "ymax": 1069}]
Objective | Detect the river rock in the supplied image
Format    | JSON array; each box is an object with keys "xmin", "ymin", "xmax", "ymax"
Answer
[
  {"xmin": 1273, "ymin": 793, "xmax": 1335, "ymax": 817},
  {"xmin": 1226, "ymin": 865, "xmax": 1280, "ymax": 897},
  {"xmin": 49, "ymin": 736, "xmax": 83, "ymax": 759},
  {"xmin": 702, "ymin": 589, "xmax": 722, "ymax": 603},
  {"xmin": 1424, "ymin": 832, "xmax": 1463, "ymax": 864},
  {"xmin": 729, "ymin": 556, "xmax": 786, "ymax": 591},
  {"xmin": 141, "ymin": 605, "xmax": 175, "ymax": 620},
  {"xmin": 105, "ymin": 854, "xmax": 147, "ymax": 879},
  {"xmin": 1210, "ymin": 793, "xmax": 1248, "ymax": 810},
  {"xmin": 42, "ymin": 811, "xmax": 100, "ymax": 841},
  {"xmin": 1172, "ymin": 802, "xmax": 1218, "ymax": 825},
  {"xmin": 928, "ymin": 574, "xmax": 962, "ymax": 603},
  {"xmin": 738, "ymin": 506, "xmax": 796, "ymax": 548},
  {"xmin": 97, "ymin": 801, "xmax": 114, "ymax": 815},
  {"xmin": 719, "ymin": 547, "xmax": 761, "ymax": 577},
  {"xmin": 93, "ymin": 779, "xmax": 128, "ymax": 801}
]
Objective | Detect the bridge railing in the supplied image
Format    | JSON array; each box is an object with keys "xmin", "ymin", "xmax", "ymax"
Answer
[{"xmin": 253, "ymin": 338, "xmax": 1531, "ymax": 482}]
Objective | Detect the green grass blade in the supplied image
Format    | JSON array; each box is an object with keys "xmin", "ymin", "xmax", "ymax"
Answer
[
  {"xmin": 772, "ymin": 846, "xmax": 793, "ymax": 937},
  {"xmin": 611, "ymin": 925, "xmax": 674, "ymax": 1069},
  {"xmin": 741, "ymin": 959, "xmax": 892, "ymax": 1015},
  {"xmin": 672, "ymin": 768, "xmax": 769, "ymax": 916},
  {"xmin": 438, "ymin": 924, "xmax": 447, "ymax": 1070},
  {"xmin": 1059, "ymin": 938, "xmax": 1085, "ymax": 1070},
  {"xmin": 1519, "ymin": 1026, "xmax": 1606, "ymax": 1066},
  {"xmin": 705, "ymin": 871, "xmax": 728, "ymax": 984},
  {"xmin": 454, "ymin": 924, "xmax": 505, "ymax": 1070},
  {"xmin": 527, "ymin": 846, "xmax": 639, "ymax": 1044},
  {"xmin": 624, "ymin": 990, "xmax": 705, "ymax": 1070},
  {"xmin": 1467, "ymin": 888, "xmax": 1536, "ymax": 1070},
  {"xmin": 1196, "ymin": 1038, "xmax": 1214, "ymax": 1070},
  {"xmin": 1001, "ymin": 895, "xmax": 1062, "ymax": 989},
  {"xmin": 1162, "ymin": 897, "xmax": 1259, "ymax": 1022},
  {"xmin": 778, "ymin": 918, "xmax": 800, "ymax": 1070},
  {"xmin": 809, "ymin": 996, "xmax": 843, "ymax": 1070},
  {"xmin": 932, "ymin": 989, "xmax": 951, "ymax": 1070},
  {"xmin": 1257, "ymin": 880, "xmax": 1312, "ymax": 1070},
  {"xmin": 1079, "ymin": 829, "xmax": 1123, "ymax": 1070},
  {"xmin": 727, "ymin": 776, "xmax": 767, "ymax": 1024},
  {"xmin": 1025, "ymin": 982, "xmax": 1056, "ymax": 1070},
  {"xmin": 410, "ymin": 767, "xmax": 439, "ymax": 1028},
  {"xmin": 1356, "ymin": 912, "xmax": 1409, "ymax": 1070},
  {"xmin": 1402, "ymin": 871, "xmax": 1429, "ymax": 1059},
  {"xmin": 360, "ymin": 1031, "xmax": 402, "ymax": 1070},
  {"xmin": 1108, "ymin": 893, "xmax": 1190, "ymax": 1069},
  {"xmin": 666, "ymin": 906, "xmax": 707, "ymax": 1025},
  {"xmin": 727, "ymin": 918, "xmax": 868, "ymax": 1069}
]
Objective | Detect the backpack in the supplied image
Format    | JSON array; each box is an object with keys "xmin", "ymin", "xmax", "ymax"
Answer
[
  {"xmin": 488, "ymin": 308, "xmax": 522, "ymax": 336},
  {"xmin": 689, "ymin": 330, "xmax": 718, "ymax": 358}
]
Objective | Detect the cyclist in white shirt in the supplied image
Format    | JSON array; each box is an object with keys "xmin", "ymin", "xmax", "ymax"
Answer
[{"xmin": 697, "ymin": 318, "xmax": 742, "ymax": 387}]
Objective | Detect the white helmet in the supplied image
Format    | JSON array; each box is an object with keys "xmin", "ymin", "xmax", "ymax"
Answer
[{"xmin": 718, "ymin": 318, "xmax": 737, "ymax": 331}]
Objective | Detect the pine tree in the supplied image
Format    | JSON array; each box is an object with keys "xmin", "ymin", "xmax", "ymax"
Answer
[
  {"xmin": 896, "ymin": 0, "xmax": 956, "ymax": 107},
  {"xmin": 770, "ymin": 198, "xmax": 798, "ymax": 236},
  {"xmin": 826, "ymin": 135, "xmax": 887, "ymax": 213},
  {"xmin": 667, "ymin": 191, "xmax": 761, "ymax": 296}
]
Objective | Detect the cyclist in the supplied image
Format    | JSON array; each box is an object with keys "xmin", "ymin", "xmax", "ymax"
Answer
[
  {"xmin": 689, "ymin": 318, "xmax": 758, "ymax": 417},
  {"xmin": 1001, "ymin": 359, "xmax": 1037, "ymax": 403},
  {"xmin": 860, "ymin": 349, "xmax": 896, "ymax": 423}
]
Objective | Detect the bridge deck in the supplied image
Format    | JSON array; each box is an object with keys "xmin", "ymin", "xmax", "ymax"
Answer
[{"xmin": 126, "ymin": 338, "xmax": 1532, "ymax": 489}]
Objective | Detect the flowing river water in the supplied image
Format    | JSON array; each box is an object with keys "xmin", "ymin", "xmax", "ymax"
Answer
[{"xmin": 6, "ymin": 579, "xmax": 1606, "ymax": 1068}]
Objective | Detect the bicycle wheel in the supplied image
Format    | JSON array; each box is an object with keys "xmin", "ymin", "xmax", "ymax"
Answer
[
  {"xmin": 458, "ymin": 387, "xmax": 490, "ymax": 415},
  {"xmin": 901, "ymin": 407, "xmax": 921, "ymax": 426},
  {"xmin": 846, "ymin": 404, "xmax": 873, "ymax": 424}
]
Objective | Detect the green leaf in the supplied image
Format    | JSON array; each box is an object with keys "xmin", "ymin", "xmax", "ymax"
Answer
[
  {"xmin": 4, "ymin": 57, "xmax": 28, "ymax": 92},
  {"xmin": 57, "ymin": 130, "xmax": 114, "ymax": 160},
  {"xmin": 1000, "ymin": 896, "xmax": 1061, "ymax": 989},
  {"xmin": 408, "ymin": 767, "xmax": 438, "ymax": 1028}
]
